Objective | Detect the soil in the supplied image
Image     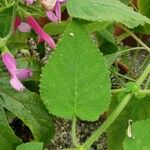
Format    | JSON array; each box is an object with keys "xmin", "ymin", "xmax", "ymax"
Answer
[{"xmin": 47, "ymin": 116, "xmax": 107, "ymax": 150}]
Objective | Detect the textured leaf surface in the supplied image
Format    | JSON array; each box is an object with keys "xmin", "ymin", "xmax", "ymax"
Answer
[
  {"xmin": 40, "ymin": 20, "xmax": 111, "ymax": 121},
  {"xmin": 0, "ymin": 106, "xmax": 21, "ymax": 150},
  {"xmin": 107, "ymin": 94, "xmax": 150, "ymax": 150},
  {"xmin": 67, "ymin": 0, "xmax": 150, "ymax": 28},
  {"xmin": 0, "ymin": 77, "xmax": 54, "ymax": 144},
  {"xmin": 44, "ymin": 21, "xmax": 110, "ymax": 35},
  {"xmin": 0, "ymin": 5, "xmax": 14, "ymax": 38},
  {"xmin": 124, "ymin": 118, "xmax": 150, "ymax": 150},
  {"xmin": 16, "ymin": 142, "xmax": 43, "ymax": 150}
]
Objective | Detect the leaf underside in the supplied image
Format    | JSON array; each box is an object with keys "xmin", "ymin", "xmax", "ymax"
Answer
[{"xmin": 67, "ymin": 0, "xmax": 150, "ymax": 28}]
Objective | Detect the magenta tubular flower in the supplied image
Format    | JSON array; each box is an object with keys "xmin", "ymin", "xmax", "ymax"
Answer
[
  {"xmin": 27, "ymin": 16, "xmax": 56, "ymax": 49},
  {"xmin": 14, "ymin": 17, "xmax": 21, "ymax": 31},
  {"xmin": 46, "ymin": 0, "xmax": 66, "ymax": 22},
  {"xmin": 2, "ymin": 52, "xmax": 32, "ymax": 92}
]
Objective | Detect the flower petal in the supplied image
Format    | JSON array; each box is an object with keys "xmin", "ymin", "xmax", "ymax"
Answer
[
  {"xmin": 10, "ymin": 77, "xmax": 25, "ymax": 92},
  {"xmin": 18, "ymin": 22, "xmax": 31, "ymax": 32},
  {"xmin": 27, "ymin": 16, "xmax": 56, "ymax": 49},
  {"xmin": 14, "ymin": 17, "xmax": 21, "ymax": 31},
  {"xmin": 16, "ymin": 69, "xmax": 33, "ymax": 79},
  {"xmin": 2, "ymin": 52, "xmax": 17, "ymax": 75},
  {"xmin": 46, "ymin": 11, "xmax": 58, "ymax": 22},
  {"xmin": 55, "ymin": 0, "xmax": 61, "ymax": 21}
]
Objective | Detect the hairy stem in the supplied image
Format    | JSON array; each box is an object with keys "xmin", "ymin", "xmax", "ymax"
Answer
[
  {"xmin": 137, "ymin": 65, "xmax": 150, "ymax": 85},
  {"xmin": 140, "ymin": 90, "xmax": 150, "ymax": 95},
  {"xmin": 72, "ymin": 117, "xmax": 79, "ymax": 147}
]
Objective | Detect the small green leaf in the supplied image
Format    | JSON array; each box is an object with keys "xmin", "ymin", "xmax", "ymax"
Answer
[
  {"xmin": 0, "ymin": 77, "xmax": 54, "ymax": 144},
  {"xmin": 0, "ymin": 106, "xmax": 21, "ymax": 150},
  {"xmin": 0, "ymin": 5, "xmax": 15, "ymax": 38},
  {"xmin": 124, "ymin": 118, "xmax": 150, "ymax": 150},
  {"xmin": 40, "ymin": 20, "xmax": 111, "ymax": 121},
  {"xmin": 16, "ymin": 142, "xmax": 43, "ymax": 150},
  {"xmin": 67, "ymin": 0, "xmax": 150, "ymax": 28}
]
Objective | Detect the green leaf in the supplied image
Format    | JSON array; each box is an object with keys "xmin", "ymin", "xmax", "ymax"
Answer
[
  {"xmin": 44, "ymin": 21, "xmax": 110, "ymax": 36},
  {"xmin": 67, "ymin": 0, "xmax": 150, "ymax": 28},
  {"xmin": 16, "ymin": 142, "xmax": 43, "ymax": 150},
  {"xmin": 86, "ymin": 21, "xmax": 111, "ymax": 33},
  {"xmin": 107, "ymin": 94, "xmax": 150, "ymax": 150},
  {"xmin": 138, "ymin": 0, "xmax": 150, "ymax": 18},
  {"xmin": 44, "ymin": 21, "xmax": 69, "ymax": 35},
  {"xmin": 0, "ymin": 77, "xmax": 54, "ymax": 144},
  {"xmin": 0, "ymin": 106, "xmax": 21, "ymax": 150},
  {"xmin": 135, "ymin": 0, "xmax": 150, "ymax": 35},
  {"xmin": 6, "ymin": 32, "xmax": 31, "ymax": 51},
  {"xmin": 119, "ymin": 0, "xmax": 129, "ymax": 4},
  {"xmin": 124, "ymin": 118, "xmax": 150, "ymax": 150},
  {"xmin": 0, "ymin": 5, "xmax": 15, "ymax": 38},
  {"xmin": 40, "ymin": 20, "xmax": 111, "ymax": 121},
  {"xmin": 0, "ymin": 0, "xmax": 7, "ymax": 7}
]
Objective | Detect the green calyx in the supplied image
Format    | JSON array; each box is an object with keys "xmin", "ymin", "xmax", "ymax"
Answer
[
  {"xmin": 124, "ymin": 82, "xmax": 145, "ymax": 99},
  {"xmin": 0, "ymin": 38, "xmax": 9, "ymax": 52}
]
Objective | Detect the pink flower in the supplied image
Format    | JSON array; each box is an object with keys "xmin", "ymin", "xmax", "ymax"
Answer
[
  {"xmin": 27, "ymin": 16, "xmax": 56, "ymax": 49},
  {"xmin": 2, "ymin": 52, "xmax": 32, "ymax": 92},
  {"xmin": 18, "ymin": 22, "xmax": 31, "ymax": 32},
  {"xmin": 14, "ymin": 17, "xmax": 21, "ymax": 31},
  {"xmin": 46, "ymin": 0, "xmax": 66, "ymax": 22},
  {"xmin": 14, "ymin": 17, "xmax": 31, "ymax": 33},
  {"xmin": 24, "ymin": 0, "xmax": 36, "ymax": 4}
]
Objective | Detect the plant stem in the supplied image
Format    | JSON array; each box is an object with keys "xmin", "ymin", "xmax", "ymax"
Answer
[
  {"xmin": 4, "ymin": 0, "xmax": 8, "ymax": 6},
  {"xmin": 116, "ymin": 32, "xmax": 130, "ymax": 44},
  {"xmin": 120, "ymin": 26, "xmax": 150, "ymax": 53},
  {"xmin": 0, "ymin": 38, "xmax": 9, "ymax": 52},
  {"xmin": 140, "ymin": 90, "xmax": 150, "ymax": 95},
  {"xmin": 111, "ymin": 88, "xmax": 124, "ymax": 93},
  {"xmin": 72, "ymin": 117, "xmax": 79, "ymax": 147},
  {"xmin": 137, "ymin": 54, "xmax": 150, "ymax": 72},
  {"xmin": 145, "ymin": 76, "xmax": 150, "ymax": 89},
  {"xmin": 118, "ymin": 47, "xmax": 147, "ymax": 55},
  {"xmin": 81, "ymin": 93, "xmax": 132, "ymax": 149},
  {"xmin": 136, "ymin": 65, "xmax": 150, "ymax": 85},
  {"xmin": 115, "ymin": 71, "xmax": 136, "ymax": 82}
]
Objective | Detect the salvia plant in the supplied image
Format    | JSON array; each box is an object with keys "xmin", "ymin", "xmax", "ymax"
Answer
[{"xmin": 0, "ymin": 0, "xmax": 150, "ymax": 149}]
